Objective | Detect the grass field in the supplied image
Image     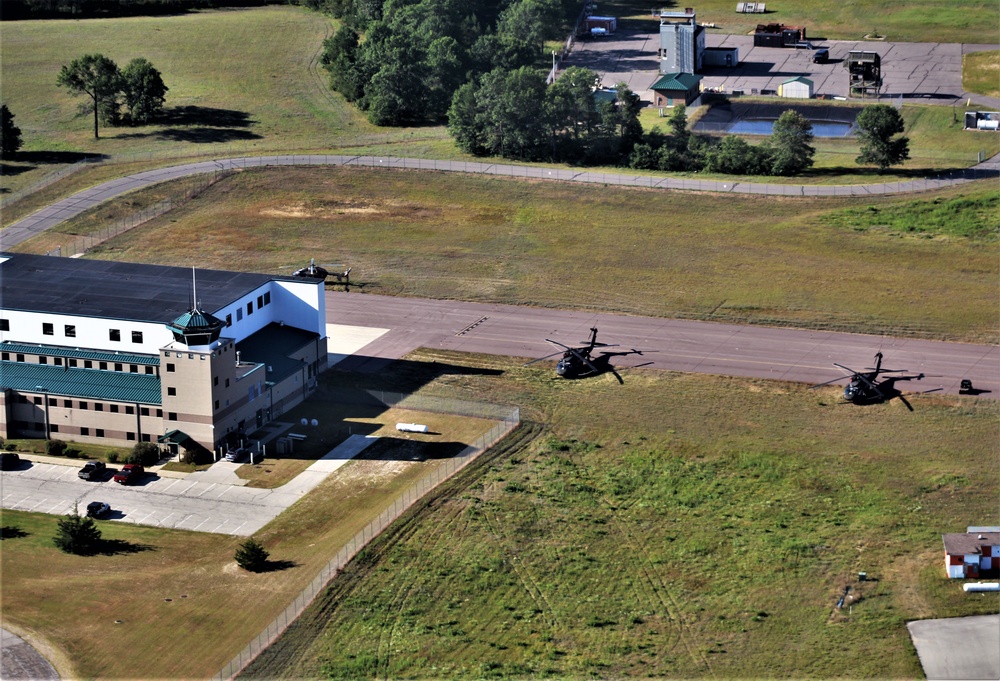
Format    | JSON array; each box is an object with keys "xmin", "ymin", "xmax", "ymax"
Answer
[
  {"xmin": 19, "ymin": 166, "xmax": 995, "ymax": 343},
  {"xmin": 241, "ymin": 349, "xmax": 1000, "ymax": 679},
  {"xmin": 964, "ymin": 50, "xmax": 1000, "ymax": 98}
]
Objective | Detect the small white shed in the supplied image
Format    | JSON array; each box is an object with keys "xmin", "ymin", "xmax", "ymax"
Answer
[{"xmin": 778, "ymin": 76, "xmax": 813, "ymax": 99}]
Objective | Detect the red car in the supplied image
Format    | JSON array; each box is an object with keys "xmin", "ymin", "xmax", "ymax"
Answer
[{"xmin": 113, "ymin": 464, "xmax": 145, "ymax": 485}]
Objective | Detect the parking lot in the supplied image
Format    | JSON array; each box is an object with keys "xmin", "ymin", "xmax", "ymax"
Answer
[
  {"xmin": 0, "ymin": 435, "xmax": 374, "ymax": 536},
  {"xmin": 565, "ymin": 26, "xmax": 996, "ymax": 104}
]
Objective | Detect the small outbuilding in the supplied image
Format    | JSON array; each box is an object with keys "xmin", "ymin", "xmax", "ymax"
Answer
[
  {"xmin": 942, "ymin": 530, "xmax": 1000, "ymax": 579},
  {"xmin": 778, "ymin": 76, "xmax": 814, "ymax": 99},
  {"xmin": 650, "ymin": 72, "xmax": 704, "ymax": 107}
]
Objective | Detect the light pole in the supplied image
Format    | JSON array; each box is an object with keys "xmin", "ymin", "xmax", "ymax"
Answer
[
  {"xmin": 35, "ymin": 386, "xmax": 50, "ymax": 440},
  {"xmin": 552, "ymin": 50, "xmax": 557, "ymax": 77}
]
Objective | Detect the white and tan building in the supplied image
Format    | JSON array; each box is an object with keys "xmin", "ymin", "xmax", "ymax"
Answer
[{"xmin": 0, "ymin": 253, "xmax": 327, "ymax": 454}]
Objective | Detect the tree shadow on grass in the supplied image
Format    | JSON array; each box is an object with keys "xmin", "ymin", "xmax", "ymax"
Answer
[
  {"xmin": 1, "ymin": 525, "xmax": 28, "ymax": 539},
  {"xmin": 97, "ymin": 538, "xmax": 157, "ymax": 556},
  {"xmin": 155, "ymin": 127, "xmax": 263, "ymax": 144},
  {"xmin": 1, "ymin": 163, "xmax": 35, "ymax": 179},
  {"xmin": 261, "ymin": 558, "xmax": 299, "ymax": 572},
  {"xmin": 12, "ymin": 150, "xmax": 109, "ymax": 165},
  {"xmin": 158, "ymin": 106, "xmax": 256, "ymax": 128}
]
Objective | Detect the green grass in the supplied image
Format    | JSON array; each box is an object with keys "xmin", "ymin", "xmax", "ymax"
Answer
[
  {"xmin": 23, "ymin": 165, "xmax": 996, "ymax": 343},
  {"xmin": 823, "ymin": 193, "xmax": 999, "ymax": 239},
  {"xmin": 963, "ymin": 50, "xmax": 1000, "ymax": 98},
  {"xmin": 241, "ymin": 349, "xmax": 1000, "ymax": 679},
  {"xmin": 612, "ymin": 0, "xmax": 999, "ymax": 43}
]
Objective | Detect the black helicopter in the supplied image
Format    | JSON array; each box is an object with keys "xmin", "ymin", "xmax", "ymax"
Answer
[
  {"xmin": 525, "ymin": 327, "xmax": 651, "ymax": 384},
  {"xmin": 290, "ymin": 259, "xmax": 353, "ymax": 286},
  {"xmin": 809, "ymin": 351, "xmax": 934, "ymax": 411}
]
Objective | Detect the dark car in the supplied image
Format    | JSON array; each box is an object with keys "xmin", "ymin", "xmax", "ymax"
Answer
[
  {"xmin": 86, "ymin": 501, "xmax": 111, "ymax": 518},
  {"xmin": 224, "ymin": 447, "xmax": 249, "ymax": 463},
  {"xmin": 0, "ymin": 452, "xmax": 21, "ymax": 470},
  {"xmin": 78, "ymin": 461, "xmax": 107, "ymax": 480},
  {"xmin": 812, "ymin": 48, "xmax": 829, "ymax": 63},
  {"xmin": 113, "ymin": 464, "xmax": 144, "ymax": 484}
]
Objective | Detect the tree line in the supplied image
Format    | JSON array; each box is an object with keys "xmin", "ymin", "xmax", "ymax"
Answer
[
  {"xmin": 318, "ymin": 0, "xmax": 576, "ymax": 126},
  {"xmin": 1, "ymin": 0, "xmax": 268, "ymax": 20}
]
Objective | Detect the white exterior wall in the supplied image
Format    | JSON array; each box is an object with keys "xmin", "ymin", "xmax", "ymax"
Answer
[
  {"xmin": 0, "ymin": 310, "xmax": 169, "ymax": 354},
  {"xmin": 780, "ymin": 81, "xmax": 813, "ymax": 98},
  {"xmin": 210, "ymin": 281, "xmax": 324, "ymax": 342},
  {"xmin": 947, "ymin": 562, "xmax": 966, "ymax": 579}
]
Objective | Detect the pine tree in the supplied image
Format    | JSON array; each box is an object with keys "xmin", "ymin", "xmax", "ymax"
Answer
[
  {"xmin": 235, "ymin": 537, "xmax": 270, "ymax": 572},
  {"xmin": 53, "ymin": 510, "xmax": 103, "ymax": 555}
]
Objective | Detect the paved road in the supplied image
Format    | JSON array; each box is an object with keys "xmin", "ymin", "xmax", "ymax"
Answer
[
  {"xmin": 908, "ymin": 614, "xmax": 1000, "ymax": 680},
  {"xmin": 326, "ymin": 291, "xmax": 1000, "ymax": 399},
  {"xmin": 0, "ymin": 435, "xmax": 374, "ymax": 536},
  {"xmin": 3, "ymin": 152, "xmax": 998, "ymax": 251},
  {"xmin": 0, "ymin": 628, "xmax": 59, "ymax": 681}
]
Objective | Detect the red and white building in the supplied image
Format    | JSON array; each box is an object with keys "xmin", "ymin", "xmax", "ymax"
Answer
[{"xmin": 942, "ymin": 529, "xmax": 1000, "ymax": 579}]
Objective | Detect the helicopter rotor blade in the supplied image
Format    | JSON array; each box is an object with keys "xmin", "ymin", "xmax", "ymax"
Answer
[
  {"xmin": 809, "ymin": 375, "xmax": 850, "ymax": 389},
  {"xmin": 524, "ymin": 349, "xmax": 566, "ymax": 366},
  {"xmin": 610, "ymin": 367, "xmax": 625, "ymax": 384},
  {"xmin": 897, "ymin": 394, "xmax": 915, "ymax": 411},
  {"xmin": 545, "ymin": 339, "xmax": 573, "ymax": 351}
]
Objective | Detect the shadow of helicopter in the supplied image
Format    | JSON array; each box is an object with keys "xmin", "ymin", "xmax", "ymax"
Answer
[
  {"xmin": 525, "ymin": 327, "xmax": 654, "ymax": 384},
  {"xmin": 810, "ymin": 351, "xmax": 941, "ymax": 411}
]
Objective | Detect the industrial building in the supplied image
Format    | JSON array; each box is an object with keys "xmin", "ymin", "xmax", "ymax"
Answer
[
  {"xmin": 658, "ymin": 8, "xmax": 704, "ymax": 74},
  {"xmin": 0, "ymin": 253, "xmax": 328, "ymax": 455},
  {"xmin": 752, "ymin": 23, "xmax": 807, "ymax": 48}
]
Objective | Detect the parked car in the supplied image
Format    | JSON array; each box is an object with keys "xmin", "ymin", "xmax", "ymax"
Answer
[
  {"xmin": 86, "ymin": 501, "xmax": 111, "ymax": 518},
  {"xmin": 78, "ymin": 460, "xmax": 107, "ymax": 480},
  {"xmin": 224, "ymin": 447, "xmax": 249, "ymax": 463},
  {"xmin": 113, "ymin": 464, "xmax": 144, "ymax": 484},
  {"xmin": 812, "ymin": 48, "xmax": 829, "ymax": 63},
  {"xmin": 0, "ymin": 452, "xmax": 21, "ymax": 470}
]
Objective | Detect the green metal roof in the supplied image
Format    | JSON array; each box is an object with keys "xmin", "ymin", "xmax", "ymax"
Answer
[
  {"xmin": 782, "ymin": 76, "xmax": 814, "ymax": 86},
  {"xmin": 0, "ymin": 341, "xmax": 159, "ymax": 366},
  {"xmin": 0, "ymin": 361, "xmax": 162, "ymax": 405},
  {"xmin": 649, "ymin": 73, "xmax": 703, "ymax": 91}
]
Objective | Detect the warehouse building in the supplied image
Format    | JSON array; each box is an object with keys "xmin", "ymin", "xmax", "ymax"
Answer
[{"xmin": 0, "ymin": 254, "xmax": 328, "ymax": 454}]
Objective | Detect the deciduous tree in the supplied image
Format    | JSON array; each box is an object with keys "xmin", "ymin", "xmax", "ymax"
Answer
[
  {"xmin": 57, "ymin": 54, "xmax": 123, "ymax": 139},
  {"xmin": 121, "ymin": 58, "xmax": 168, "ymax": 124},
  {"xmin": 855, "ymin": 104, "xmax": 910, "ymax": 171},
  {"xmin": 768, "ymin": 109, "xmax": 815, "ymax": 176}
]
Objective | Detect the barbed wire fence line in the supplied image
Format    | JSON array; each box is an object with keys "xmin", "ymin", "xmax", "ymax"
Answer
[{"xmin": 214, "ymin": 400, "xmax": 520, "ymax": 681}]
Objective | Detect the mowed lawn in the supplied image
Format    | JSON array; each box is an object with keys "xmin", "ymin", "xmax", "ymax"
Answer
[
  {"xmin": 49, "ymin": 166, "xmax": 999, "ymax": 343},
  {"xmin": 243, "ymin": 349, "xmax": 1000, "ymax": 679}
]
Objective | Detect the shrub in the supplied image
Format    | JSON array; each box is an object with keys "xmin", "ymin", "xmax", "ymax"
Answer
[
  {"xmin": 53, "ymin": 510, "xmax": 102, "ymax": 555},
  {"xmin": 235, "ymin": 537, "xmax": 270, "ymax": 572},
  {"xmin": 180, "ymin": 446, "xmax": 211, "ymax": 465},
  {"xmin": 106, "ymin": 450, "xmax": 120, "ymax": 464},
  {"xmin": 46, "ymin": 440, "xmax": 68, "ymax": 457},
  {"xmin": 128, "ymin": 441, "xmax": 162, "ymax": 466},
  {"xmin": 5, "ymin": 443, "xmax": 17, "ymax": 452},
  {"xmin": 64, "ymin": 448, "xmax": 81, "ymax": 458}
]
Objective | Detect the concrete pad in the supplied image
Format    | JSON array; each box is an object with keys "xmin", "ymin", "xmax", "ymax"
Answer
[
  {"xmin": 326, "ymin": 323, "xmax": 389, "ymax": 367},
  {"xmin": 1, "ymin": 628, "xmax": 59, "ymax": 681},
  {"xmin": 186, "ymin": 460, "xmax": 249, "ymax": 486},
  {"xmin": 907, "ymin": 614, "xmax": 1000, "ymax": 680}
]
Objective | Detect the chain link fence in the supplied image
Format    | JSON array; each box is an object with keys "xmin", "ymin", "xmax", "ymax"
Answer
[
  {"xmin": 214, "ymin": 400, "xmax": 519, "ymax": 681},
  {"xmin": 1, "ymin": 156, "xmax": 103, "ymax": 209},
  {"xmin": 43, "ymin": 169, "xmax": 231, "ymax": 257}
]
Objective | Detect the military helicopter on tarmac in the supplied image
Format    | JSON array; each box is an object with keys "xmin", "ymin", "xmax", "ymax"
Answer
[
  {"xmin": 525, "ymin": 327, "xmax": 652, "ymax": 384},
  {"xmin": 809, "ymin": 351, "xmax": 938, "ymax": 411},
  {"xmin": 285, "ymin": 259, "xmax": 353, "ymax": 287}
]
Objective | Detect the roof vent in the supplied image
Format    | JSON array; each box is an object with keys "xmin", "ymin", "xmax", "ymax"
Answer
[{"xmin": 979, "ymin": 534, "xmax": 985, "ymax": 539}]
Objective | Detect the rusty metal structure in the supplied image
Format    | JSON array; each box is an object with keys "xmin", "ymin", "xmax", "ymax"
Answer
[{"xmin": 846, "ymin": 50, "xmax": 882, "ymax": 98}]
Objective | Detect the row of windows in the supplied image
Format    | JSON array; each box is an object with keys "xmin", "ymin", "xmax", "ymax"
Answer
[
  {"xmin": 226, "ymin": 290, "xmax": 272, "ymax": 326},
  {"xmin": 12, "ymin": 422, "xmax": 152, "ymax": 442},
  {"xmin": 19, "ymin": 394, "xmax": 162, "ymax": 417},
  {"xmin": 35, "ymin": 323, "xmax": 145, "ymax": 344},
  {"xmin": 1, "ymin": 352, "xmax": 155, "ymax": 374}
]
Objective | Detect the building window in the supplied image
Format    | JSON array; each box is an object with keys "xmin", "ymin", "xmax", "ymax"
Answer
[
  {"xmin": 132, "ymin": 331, "xmax": 143, "ymax": 343},
  {"xmin": 0, "ymin": 318, "xmax": 8, "ymax": 331},
  {"xmin": 130, "ymin": 364, "xmax": 138, "ymax": 373},
  {"xmin": 48, "ymin": 398, "xmax": 56, "ymax": 406},
  {"xmin": 145, "ymin": 366, "xmax": 153, "ymax": 375},
  {"xmin": 49, "ymin": 424, "xmax": 59, "ymax": 433},
  {"xmin": 225, "ymin": 378, "xmax": 230, "ymax": 388},
  {"xmin": 100, "ymin": 362, "xmax": 108, "ymax": 370},
  {"xmin": 188, "ymin": 353, "xmax": 194, "ymax": 360},
  {"xmin": 141, "ymin": 434, "xmax": 151, "ymax": 442},
  {"xmin": 168, "ymin": 412, "xmax": 177, "ymax": 421},
  {"xmin": 125, "ymin": 406, "xmax": 135, "ymax": 415},
  {"xmin": 43, "ymin": 323, "xmax": 54, "ymax": 335},
  {"xmin": 167, "ymin": 387, "xmax": 176, "ymax": 396},
  {"xmin": 110, "ymin": 329, "xmax": 120, "ymax": 342},
  {"xmin": 33, "ymin": 396, "xmax": 42, "ymax": 405},
  {"xmin": 65, "ymin": 325, "xmax": 76, "ymax": 338},
  {"xmin": 236, "ymin": 308, "xmax": 243, "ymax": 322},
  {"xmin": 156, "ymin": 409, "xmax": 162, "ymax": 417},
  {"xmin": 140, "ymin": 407, "xmax": 150, "ymax": 416},
  {"xmin": 257, "ymin": 295, "xmax": 264, "ymax": 309},
  {"xmin": 16, "ymin": 354, "xmax": 25, "ymax": 362},
  {"xmin": 81, "ymin": 427, "xmax": 90, "ymax": 436},
  {"xmin": 79, "ymin": 401, "xmax": 88, "ymax": 410},
  {"xmin": 95, "ymin": 403, "xmax": 104, "ymax": 411},
  {"xmin": 166, "ymin": 363, "xmax": 175, "ymax": 373},
  {"xmin": 17, "ymin": 395, "xmax": 27, "ymax": 404},
  {"xmin": 69, "ymin": 359, "xmax": 78, "ymax": 368},
  {"xmin": 126, "ymin": 432, "xmax": 136, "ymax": 441},
  {"xmin": 54, "ymin": 357, "xmax": 63, "ymax": 366},
  {"xmin": 214, "ymin": 400, "xmax": 220, "ymax": 411},
  {"xmin": 247, "ymin": 302, "xmax": 253, "ymax": 315},
  {"xmin": 84, "ymin": 360, "xmax": 93, "ymax": 369},
  {"xmin": 226, "ymin": 314, "xmax": 232, "ymax": 327},
  {"xmin": 1, "ymin": 352, "xmax": 7, "ymax": 360},
  {"xmin": 63, "ymin": 399, "xmax": 72, "ymax": 408},
  {"xmin": 263, "ymin": 291, "xmax": 271, "ymax": 305},
  {"xmin": 96, "ymin": 429, "xmax": 105, "ymax": 438},
  {"xmin": 114, "ymin": 363, "xmax": 123, "ymax": 371},
  {"xmin": 39, "ymin": 356, "xmax": 48, "ymax": 365},
  {"xmin": 213, "ymin": 376, "xmax": 219, "ymax": 386},
  {"xmin": 110, "ymin": 404, "xmax": 119, "ymax": 413}
]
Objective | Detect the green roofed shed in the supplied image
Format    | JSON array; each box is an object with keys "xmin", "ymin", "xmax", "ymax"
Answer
[{"xmin": 650, "ymin": 72, "xmax": 703, "ymax": 107}]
